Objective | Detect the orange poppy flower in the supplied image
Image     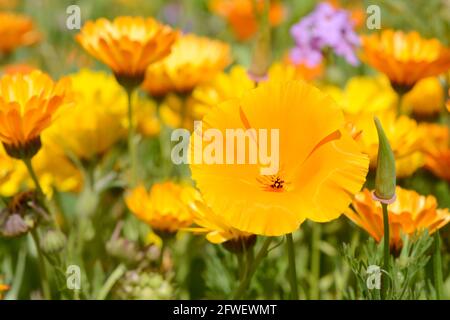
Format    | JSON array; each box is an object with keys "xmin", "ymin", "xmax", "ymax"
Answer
[
  {"xmin": 210, "ymin": 0, "xmax": 284, "ymax": 41},
  {"xmin": 76, "ymin": 17, "xmax": 178, "ymax": 81},
  {"xmin": 0, "ymin": 70, "xmax": 72, "ymax": 159},
  {"xmin": 0, "ymin": 12, "xmax": 40, "ymax": 54},
  {"xmin": 190, "ymin": 80, "xmax": 369, "ymax": 236},
  {"xmin": 346, "ymin": 187, "xmax": 450, "ymax": 251},
  {"xmin": 361, "ymin": 30, "xmax": 450, "ymax": 91},
  {"xmin": 142, "ymin": 34, "xmax": 231, "ymax": 96}
]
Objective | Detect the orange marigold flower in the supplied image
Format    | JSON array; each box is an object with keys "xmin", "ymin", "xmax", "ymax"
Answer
[
  {"xmin": 403, "ymin": 77, "xmax": 445, "ymax": 116},
  {"xmin": 421, "ymin": 123, "xmax": 450, "ymax": 182},
  {"xmin": 346, "ymin": 187, "xmax": 450, "ymax": 251},
  {"xmin": 0, "ymin": 282, "xmax": 9, "ymax": 299},
  {"xmin": 0, "ymin": 70, "xmax": 72, "ymax": 159},
  {"xmin": 2, "ymin": 63, "xmax": 36, "ymax": 75},
  {"xmin": 142, "ymin": 34, "xmax": 231, "ymax": 96},
  {"xmin": 361, "ymin": 30, "xmax": 450, "ymax": 91},
  {"xmin": 0, "ymin": 12, "xmax": 40, "ymax": 54},
  {"xmin": 125, "ymin": 182, "xmax": 194, "ymax": 235},
  {"xmin": 210, "ymin": 0, "xmax": 284, "ymax": 41},
  {"xmin": 185, "ymin": 189, "xmax": 255, "ymax": 248},
  {"xmin": 76, "ymin": 17, "xmax": 178, "ymax": 81},
  {"xmin": 190, "ymin": 80, "xmax": 369, "ymax": 236}
]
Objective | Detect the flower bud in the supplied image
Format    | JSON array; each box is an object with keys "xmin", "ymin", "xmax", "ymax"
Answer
[
  {"xmin": 41, "ymin": 229, "xmax": 67, "ymax": 254},
  {"xmin": 373, "ymin": 117, "xmax": 396, "ymax": 203}
]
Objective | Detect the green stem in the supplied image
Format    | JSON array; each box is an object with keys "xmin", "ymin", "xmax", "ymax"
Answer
[
  {"xmin": 23, "ymin": 158, "xmax": 44, "ymax": 198},
  {"xmin": 396, "ymin": 92, "xmax": 404, "ymax": 117},
  {"xmin": 286, "ymin": 233, "xmax": 299, "ymax": 300},
  {"xmin": 96, "ymin": 264, "xmax": 126, "ymax": 300},
  {"xmin": 310, "ymin": 223, "xmax": 321, "ymax": 300},
  {"xmin": 234, "ymin": 237, "xmax": 272, "ymax": 299},
  {"xmin": 31, "ymin": 230, "xmax": 51, "ymax": 300},
  {"xmin": 158, "ymin": 241, "xmax": 167, "ymax": 271},
  {"xmin": 381, "ymin": 203, "xmax": 390, "ymax": 300},
  {"xmin": 126, "ymin": 89, "xmax": 138, "ymax": 186},
  {"xmin": 433, "ymin": 231, "xmax": 444, "ymax": 300}
]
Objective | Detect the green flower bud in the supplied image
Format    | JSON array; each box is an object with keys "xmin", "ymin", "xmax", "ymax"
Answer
[
  {"xmin": 373, "ymin": 117, "xmax": 396, "ymax": 202},
  {"xmin": 41, "ymin": 229, "xmax": 67, "ymax": 254}
]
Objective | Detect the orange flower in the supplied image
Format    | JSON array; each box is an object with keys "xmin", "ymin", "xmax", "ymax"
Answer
[
  {"xmin": 210, "ymin": 0, "xmax": 284, "ymax": 41},
  {"xmin": 421, "ymin": 123, "xmax": 450, "ymax": 181},
  {"xmin": 125, "ymin": 182, "xmax": 194, "ymax": 234},
  {"xmin": 0, "ymin": 12, "xmax": 40, "ymax": 54},
  {"xmin": 346, "ymin": 187, "xmax": 450, "ymax": 251},
  {"xmin": 361, "ymin": 30, "xmax": 450, "ymax": 91},
  {"xmin": 76, "ymin": 17, "xmax": 178, "ymax": 81},
  {"xmin": 0, "ymin": 282, "xmax": 9, "ymax": 299},
  {"xmin": 186, "ymin": 189, "xmax": 254, "ymax": 246},
  {"xmin": 0, "ymin": 70, "xmax": 72, "ymax": 159},
  {"xmin": 142, "ymin": 34, "xmax": 231, "ymax": 96},
  {"xmin": 2, "ymin": 63, "xmax": 36, "ymax": 75},
  {"xmin": 190, "ymin": 80, "xmax": 369, "ymax": 236}
]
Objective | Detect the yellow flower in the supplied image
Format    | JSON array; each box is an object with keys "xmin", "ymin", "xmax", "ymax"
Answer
[
  {"xmin": 76, "ymin": 17, "xmax": 178, "ymax": 80},
  {"xmin": 323, "ymin": 75, "xmax": 397, "ymax": 116},
  {"xmin": 142, "ymin": 34, "xmax": 231, "ymax": 96},
  {"xmin": 281, "ymin": 55, "xmax": 324, "ymax": 81},
  {"xmin": 0, "ymin": 142, "xmax": 82, "ymax": 197},
  {"xmin": 44, "ymin": 70, "xmax": 127, "ymax": 160},
  {"xmin": 403, "ymin": 77, "xmax": 445, "ymax": 116},
  {"xmin": 0, "ymin": 70, "xmax": 72, "ymax": 159},
  {"xmin": 209, "ymin": 0, "xmax": 284, "ymax": 41},
  {"xmin": 0, "ymin": 12, "xmax": 40, "ymax": 54},
  {"xmin": 134, "ymin": 97, "xmax": 160, "ymax": 137},
  {"xmin": 353, "ymin": 111, "xmax": 425, "ymax": 177},
  {"xmin": 125, "ymin": 182, "xmax": 194, "ymax": 234},
  {"xmin": 185, "ymin": 189, "xmax": 254, "ymax": 245},
  {"xmin": 190, "ymin": 80, "xmax": 369, "ymax": 236},
  {"xmin": 361, "ymin": 30, "xmax": 450, "ymax": 90},
  {"xmin": 346, "ymin": 187, "xmax": 450, "ymax": 251},
  {"xmin": 159, "ymin": 93, "xmax": 200, "ymax": 131},
  {"xmin": 421, "ymin": 123, "xmax": 450, "ymax": 182}
]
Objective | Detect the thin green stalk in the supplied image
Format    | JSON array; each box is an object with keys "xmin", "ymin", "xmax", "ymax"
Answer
[
  {"xmin": 96, "ymin": 264, "xmax": 126, "ymax": 300},
  {"xmin": 23, "ymin": 158, "xmax": 44, "ymax": 198},
  {"xmin": 433, "ymin": 231, "xmax": 444, "ymax": 300},
  {"xmin": 31, "ymin": 230, "xmax": 51, "ymax": 300},
  {"xmin": 381, "ymin": 203, "xmax": 390, "ymax": 299},
  {"xmin": 396, "ymin": 92, "xmax": 404, "ymax": 117},
  {"xmin": 234, "ymin": 237, "xmax": 272, "ymax": 299},
  {"xmin": 310, "ymin": 223, "xmax": 321, "ymax": 300},
  {"xmin": 286, "ymin": 233, "xmax": 299, "ymax": 300},
  {"xmin": 126, "ymin": 89, "xmax": 138, "ymax": 186},
  {"xmin": 158, "ymin": 240, "xmax": 167, "ymax": 271}
]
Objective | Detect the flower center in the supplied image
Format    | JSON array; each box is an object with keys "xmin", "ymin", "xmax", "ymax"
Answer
[{"xmin": 257, "ymin": 174, "xmax": 289, "ymax": 192}]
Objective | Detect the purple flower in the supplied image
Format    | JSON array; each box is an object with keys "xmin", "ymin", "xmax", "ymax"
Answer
[{"xmin": 289, "ymin": 2, "xmax": 360, "ymax": 67}]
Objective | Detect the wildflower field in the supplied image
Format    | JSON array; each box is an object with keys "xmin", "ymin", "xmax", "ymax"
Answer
[{"xmin": 0, "ymin": 0, "xmax": 450, "ymax": 302}]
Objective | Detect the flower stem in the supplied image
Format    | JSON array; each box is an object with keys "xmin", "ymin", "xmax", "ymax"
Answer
[
  {"xmin": 286, "ymin": 233, "xmax": 299, "ymax": 300},
  {"xmin": 433, "ymin": 231, "xmax": 444, "ymax": 300},
  {"xmin": 126, "ymin": 89, "xmax": 138, "ymax": 186},
  {"xmin": 96, "ymin": 264, "xmax": 126, "ymax": 300},
  {"xmin": 158, "ymin": 240, "xmax": 167, "ymax": 271},
  {"xmin": 310, "ymin": 223, "xmax": 321, "ymax": 299},
  {"xmin": 31, "ymin": 229, "xmax": 51, "ymax": 300},
  {"xmin": 23, "ymin": 158, "xmax": 44, "ymax": 198},
  {"xmin": 234, "ymin": 237, "xmax": 272, "ymax": 299},
  {"xmin": 381, "ymin": 203, "xmax": 390, "ymax": 299}
]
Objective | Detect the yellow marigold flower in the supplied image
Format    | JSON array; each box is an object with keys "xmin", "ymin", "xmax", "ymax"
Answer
[
  {"xmin": 346, "ymin": 187, "xmax": 450, "ymax": 251},
  {"xmin": 421, "ymin": 123, "xmax": 450, "ymax": 182},
  {"xmin": 0, "ymin": 12, "xmax": 40, "ymax": 54},
  {"xmin": 142, "ymin": 34, "xmax": 231, "ymax": 96},
  {"xmin": 159, "ymin": 93, "xmax": 200, "ymax": 131},
  {"xmin": 0, "ymin": 142, "xmax": 82, "ymax": 197},
  {"xmin": 0, "ymin": 70, "xmax": 72, "ymax": 159},
  {"xmin": 353, "ymin": 111, "xmax": 425, "ymax": 177},
  {"xmin": 125, "ymin": 182, "xmax": 194, "ymax": 234},
  {"xmin": 361, "ymin": 30, "xmax": 450, "ymax": 90},
  {"xmin": 44, "ymin": 70, "xmax": 127, "ymax": 160},
  {"xmin": 403, "ymin": 77, "xmax": 445, "ymax": 116},
  {"xmin": 209, "ymin": 0, "xmax": 284, "ymax": 41},
  {"xmin": 76, "ymin": 17, "xmax": 178, "ymax": 80},
  {"xmin": 134, "ymin": 97, "xmax": 160, "ymax": 137},
  {"xmin": 190, "ymin": 80, "xmax": 369, "ymax": 236},
  {"xmin": 186, "ymin": 189, "xmax": 254, "ymax": 245},
  {"xmin": 323, "ymin": 75, "xmax": 397, "ymax": 116}
]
